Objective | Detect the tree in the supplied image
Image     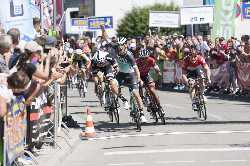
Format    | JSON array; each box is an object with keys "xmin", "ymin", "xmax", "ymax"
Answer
[{"xmin": 117, "ymin": 3, "xmax": 184, "ymax": 37}]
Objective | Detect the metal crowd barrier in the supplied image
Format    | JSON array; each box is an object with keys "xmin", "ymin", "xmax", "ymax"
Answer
[{"xmin": 1, "ymin": 81, "xmax": 71, "ymax": 166}]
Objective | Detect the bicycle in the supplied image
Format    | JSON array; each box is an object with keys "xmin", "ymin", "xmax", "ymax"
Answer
[
  {"xmin": 76, "ymin": 70, "xmax": 88, "ymax": 98},
  {"xmin": 139, "ymin": 85, "xmax": 166, "ymax": 125},
  {"xmin": 120, "ymin": 86, "xmax": 142, "ymax": 131},
  {"xmin": 95, "ymin": 77, "xmax": 104, "ymax": 106},
  {"xmin": 104, "ymin": 79, "xmax": 120, "ymax": 124},
  {"xmin": 191, "ymin": 77, "xmax": 207, "ymax": 120}
]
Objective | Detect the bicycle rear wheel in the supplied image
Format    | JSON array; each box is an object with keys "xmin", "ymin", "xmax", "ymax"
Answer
[
  {"xmin": 157, "ymin": 107, "xmax": 166, "ymax": 125},
  {"xmin": 150, "ymin": 108, "xmax": 158, "ymax": 123}
]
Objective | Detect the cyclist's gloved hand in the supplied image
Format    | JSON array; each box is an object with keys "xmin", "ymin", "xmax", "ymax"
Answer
[
  {"xmin": 207, "ymin": 78, "xmax": 211, "ymax": 85},
  {"xmin": 139, "ymin": 80, "xmax": 144, "ymax": 87}
]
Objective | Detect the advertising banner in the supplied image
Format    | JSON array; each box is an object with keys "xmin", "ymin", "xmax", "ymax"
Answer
[
  {"xmin": 0, "ymin": 0, "xmax": 34, "ymax": 41},
  {"xmin": 236, "ymin": 61, "xmax": 250, "ymax": 90},
  {"xmin": 70, "ymin": 18, "xmax": 88, "ymax": 33},
  {"xmin": 212, "ymin": 0, "xmax": 237, "ymax": 40},
  {"xmin": 88, "ymin": 16, "xmax": 113, "ymax": 30},
  {"xmin": 5, "ymin": 96, "xmax": 27, "ymax": 165},
  {"xmin": 180, "ymin": 6, "xmax": 214, "ymax": 25},
  {"xmin": 163, "ymin": 61, "xmax": 176, "ymax": 83},
  {"xmin": 242, "ymin": 1, "xmax": 250, "ymax": 19},
  {"xmin": 149, "ymin": 11, "xmax": 180, "ymax": 28}
]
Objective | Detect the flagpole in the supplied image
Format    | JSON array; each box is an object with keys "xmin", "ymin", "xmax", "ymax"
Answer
[{"xmin": 53, "ymin": 0, "xmax": 57, "ymax": 30}]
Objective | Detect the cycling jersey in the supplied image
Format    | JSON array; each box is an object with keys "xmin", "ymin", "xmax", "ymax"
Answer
[
  {"xmin": 116, "ymin": 51, "xmax": 137, "ymax": 73},
  {"xmin": 73, "ymin": 54, "xmax": 90, "ymax": 68},
  {"xmin": 91, "ymin": 55, "xmax": 117, "ymax": 79},
  {"xmin": 136, "ymin": 57, "xmax": 156, "ymax": 77},
  {"xmin": 183, "ymin": 55, "xmax": 206, "ymax": 71}
]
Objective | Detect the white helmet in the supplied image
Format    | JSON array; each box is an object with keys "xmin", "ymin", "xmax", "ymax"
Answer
[
  {"xmin": 117, "ymin": 37, "xmax": 127, "ymax": 45},
  {"xmin": 75, "ymin": 49, "xmax": 82, "ymax": 55},
  {"xmin": 139, "ymin": 48, "xmax": 150, "ymax": 58},
  {"xmin": 93, "ymin": 50, "xmax": 108, "ymax": 64}
]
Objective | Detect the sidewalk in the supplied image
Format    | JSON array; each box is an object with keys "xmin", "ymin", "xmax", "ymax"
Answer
[{"xmin": 35, "ymin": 88, "xmax": 92, "ymax": 166}]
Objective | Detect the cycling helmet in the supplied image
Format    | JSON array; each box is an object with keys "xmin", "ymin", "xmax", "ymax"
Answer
[
  {"xmin": 68, "ymin": 48, "xmax": 74, "ymax": 54},
  {"xmin": 117, "ymin": 37, "xmax": 127, "ymax": 45},
  {"xmin": 93, "ymin": 50, "xmax": 108, "ymax": 64},
  {"xmin": 139, "ymin": 49, "xmax": 150, "ymax": 58},
  {"xmin": 75, "ymin": 49, "xmax": 82, "ymax": 55}
]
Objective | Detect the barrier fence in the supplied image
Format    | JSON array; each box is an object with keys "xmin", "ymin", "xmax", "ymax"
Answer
[{"xmin": 0, "ymin": 81, "xmax": 69, "ymax": 166}]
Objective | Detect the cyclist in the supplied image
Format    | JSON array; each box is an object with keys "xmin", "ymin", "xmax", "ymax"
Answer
[
  {"xmin": 72, "ymin": 49, "xmax": 91, "ymax": 82},
  {"xmin": 91, "ymin": 50, "xmax": 129, "ymax": 109},
  {"xmin": 112, "ymin": 37, "xmax": 147, "ymax": 123},
  {"xmin": 182, "ymin": 46, "xmax": 211, "ymax": 111},
  {"xmin": 136, "ymin": 48, "xmax": 163, "ymax": 111}
]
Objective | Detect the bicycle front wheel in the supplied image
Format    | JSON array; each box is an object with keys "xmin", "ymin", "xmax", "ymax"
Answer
[
  {"xmin": 197, "ymin": 95, "xmax": 207, "ymax": 120},
  {"xmin": 136, "ymin": 111, "xmax": 141, "ymax": 131},
  {"xmin": 113, "ymin": 108, "xmax": 120, "ymax": 125},
  {"xmin": 158, "ymin": 107, "xmax": 166, "ymax": 125}
]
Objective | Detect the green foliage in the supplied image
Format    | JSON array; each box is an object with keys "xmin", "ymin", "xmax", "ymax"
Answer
[{"xmin": 117, "ymin": 3, "xmax": 184, "ymax": 37}]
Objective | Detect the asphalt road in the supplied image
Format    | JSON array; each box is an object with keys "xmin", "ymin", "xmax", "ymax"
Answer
[{"xmin": 61, "ymin": 82, "xmax": 250, "ymax": 166}]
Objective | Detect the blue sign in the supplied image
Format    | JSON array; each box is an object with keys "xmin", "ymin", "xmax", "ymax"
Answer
[
  {"xmin": 242, "ymin": 2, "xmax": 250, "ymax": 19},
  {"xmin": 88, "ymin": 16, "xmax": 113, "ymax": 30},
  {"xmin": 204, "ymin": 0, "xmax": 214, "ymax": 5}
]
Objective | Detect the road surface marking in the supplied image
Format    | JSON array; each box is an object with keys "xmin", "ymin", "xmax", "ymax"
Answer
[
  {"xmin": 87, "ymin": 130, "xmax": 250, "ymax": 141},
  {"xmin": 156, "ymin": 160, "xmax": 195, "ymax": 164},
  {"xmin": 210, "ymin": 160, "xmax": 247, "ymax": 163},
  {"xmin": 108, "ymin": 163, "xmax": 144, "ymax": 166},
  {"xmin": 104, "ymin": 147, "xmax": 250, "ymax": 156}
]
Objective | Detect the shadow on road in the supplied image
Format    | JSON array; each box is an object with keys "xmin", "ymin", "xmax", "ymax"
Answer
[{"xmin": 166, "ymin": 116, "xmax": 198, "ymax": 121}]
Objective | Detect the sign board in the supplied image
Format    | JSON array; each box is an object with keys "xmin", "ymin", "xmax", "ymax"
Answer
[
  {"xmin": 163, "ymin": 61, "xmax": 176, "ymax": 83},
  {"xmin": 212, "ymin": 0, "xmax": 236, "ymax": 40},
  {"xmin": 242, "ymin": 2, "xmax": 250, "ymax": 19},
  {"xmin": 70, "ymin": 18, "xmax": 88, "ymax": 33},
  {"xmin": 180, "ymin": 6, "xmax": 214, "ymax": 25},
  {"xmin": 149, "ymin": 11, "xmax": 180, "ymax": 28},
  {"xmin": 88, "ymin": 16, "xmax": 113, "ymax": 30},
  {"xmin": 5, "ymin": 96, "xmax": 27, "ymax": 165},
  {"xmin": 0, "ymin": 0, "xmax": 34, "ymax": 40}
]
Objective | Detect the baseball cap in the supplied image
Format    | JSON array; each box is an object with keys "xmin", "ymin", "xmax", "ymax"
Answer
[
  {"xmin": 24, "ymin": 41, "xmax": 42, "ymax": 53},
  {"xmin": 45, "ymin": 36, "xmax": 57, "ymax": 49}
]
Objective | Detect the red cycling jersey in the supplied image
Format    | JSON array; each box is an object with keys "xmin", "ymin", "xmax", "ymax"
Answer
[
  {"xmin": 183, "ymin": 55, "xmax": 207, "ymax": 71},
  {"xmin": 136, "ymin": 57, "xmax": 156, "ymax": 77}
]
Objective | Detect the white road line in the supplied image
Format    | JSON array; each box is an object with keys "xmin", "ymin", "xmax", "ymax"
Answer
[
  {"xmin": 156, "ymin": 160, "xmax": 195, "ymax": 164},
  {"xmin": 108, "ymin": 162, "xmax": 144, "ymax": 166},
  {"xmin": 104, "ymin": 147, "xmax": 250, "ymax": 156},
  {"xmin": 87, "ymin": 130, "xmax": 250, "ymax": 141},
  {"xmin": 210, "ymin": 160, "xmax": 247, "ymax": 163}
]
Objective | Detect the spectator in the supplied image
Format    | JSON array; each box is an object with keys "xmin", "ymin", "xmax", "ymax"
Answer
[
  {"xmin": 197, "ymin": 35, "xmax": 210, "ymax": 56},
  {"xmin": 0, "ymin": 34, "xmax": 12, "ymax": 74},
  {"xmin": 33, "ymin": 17, "xmax": 42, "ymax": 39}
]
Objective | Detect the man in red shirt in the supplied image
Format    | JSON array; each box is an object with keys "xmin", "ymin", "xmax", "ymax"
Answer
[
  {"xmin": 182, "ymin": 45, "xmax": 211, "ymax": 111},
  {"xmin": 136, "ymin": 48, "xmax": 163, "ymax": 110}
]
